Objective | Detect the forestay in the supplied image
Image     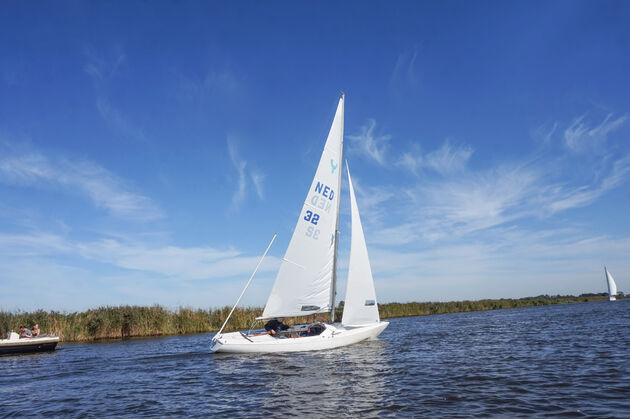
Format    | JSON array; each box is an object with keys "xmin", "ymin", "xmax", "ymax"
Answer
[
  {"xmin": 261, "ymin": 97, "xmax": 344, "ymax": 319},
  {"xmin": 341, "ymin": 167, "xmax": 380, "ymax": 326}
]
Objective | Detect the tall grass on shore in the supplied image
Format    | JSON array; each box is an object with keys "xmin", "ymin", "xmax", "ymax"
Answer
[
  {"xmin": 0, "ymin": 294, "xmax": 615, "ymax": 343},
  {"xmin": 0, "ymin": 306, "xmax": 262, "ymax": 342}
]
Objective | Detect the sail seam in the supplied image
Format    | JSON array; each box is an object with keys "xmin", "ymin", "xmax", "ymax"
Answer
[
  {"xmin": 282, "ymin": 258, "xmax": 305, "ymax": 269},
  {"xmin": 304, "ymin": 202, "xmax": 326, "ymax": 211}
]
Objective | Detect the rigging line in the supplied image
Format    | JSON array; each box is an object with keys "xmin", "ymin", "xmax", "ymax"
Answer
[{"xmin": 212, "ymin": 232, "xmax": 277, "ymax": 341}]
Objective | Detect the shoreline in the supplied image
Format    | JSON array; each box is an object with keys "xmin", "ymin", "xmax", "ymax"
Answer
[{"xmin": 1, "ymin": 294, "xmax": 621, "ymax": 343}]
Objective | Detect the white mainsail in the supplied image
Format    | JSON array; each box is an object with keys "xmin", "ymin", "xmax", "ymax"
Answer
[
  {"xmin": 261, "ymin": 96, "xmax": 344, "ymax": 319},
  {"xmin": 605, "ymin": 266, "xmax": 617, "ymax": 301},
  {"xmin": 341, "ymin": 166, "xmax": 380, "ymax": 326}
]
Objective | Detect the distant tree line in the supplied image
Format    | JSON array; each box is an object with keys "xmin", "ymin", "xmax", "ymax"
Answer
[
  {"xmin": 1, "ymin": 293, "xmax": 621, "ymax": 342},
  {"xmin": 579, "ymin": 291, "xmax": 624, "ymax": 297}
]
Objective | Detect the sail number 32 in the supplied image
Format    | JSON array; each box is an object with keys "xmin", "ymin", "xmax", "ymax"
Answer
[
  {"xmin": 304, "ymin": 210, "xmax": 320, "ymax": 225},
  {"xmin": 304, "ymin": 210, "xmax": 320, "ymax": 240}
]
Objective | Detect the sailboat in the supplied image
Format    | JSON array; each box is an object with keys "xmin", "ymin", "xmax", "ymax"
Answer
[
  {"xmin": 604, "ymin": 266, "xmax": 618, "ymax": 301},
  {"xmin": 210, "ymin": 94, "xmax": 389, "ymax": 353}
]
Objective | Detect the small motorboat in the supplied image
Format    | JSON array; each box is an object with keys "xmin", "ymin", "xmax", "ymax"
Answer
[{"xmin": 0, "ymin": 332, "xmax": 59, "ymax": 355}]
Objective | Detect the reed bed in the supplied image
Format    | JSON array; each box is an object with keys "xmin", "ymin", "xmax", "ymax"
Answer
[
  {"xmin": 0, "ymin": 295, "xmax": 614, "ymax": 342},
  {"xmin": 0, "ymin": 305, "xmax": 262, "ymax": 342}
]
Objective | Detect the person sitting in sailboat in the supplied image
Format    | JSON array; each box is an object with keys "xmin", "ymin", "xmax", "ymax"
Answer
[
  {"xmin": 264, "ymin": 318, "xmax": 289, "ymax": 336},
  {"xmin": 301, "ymin": 323, "xmax": 324, "ymax": 337}
]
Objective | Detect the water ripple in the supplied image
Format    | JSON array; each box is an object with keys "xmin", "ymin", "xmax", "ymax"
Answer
[{"xmin": 1, "ymin": 300, "xmax": 629, "ymax": 416}]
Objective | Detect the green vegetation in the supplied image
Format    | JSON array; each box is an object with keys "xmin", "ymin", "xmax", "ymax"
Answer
[
  {"xmin": 377, "ymin": 294, "xmax": 612, "ymax": 319},
  {"xmin": 0, "ymin": 294, "xmax": 618, "ymax": 342},
  {"xmin": 0, "ymin": 306, "xmax": 262, "ymax": 342}
]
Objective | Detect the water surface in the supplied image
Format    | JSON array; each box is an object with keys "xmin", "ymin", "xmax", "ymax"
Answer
[{"xmin": 1, "ymin": 300, "xmax": 629, "ymax": 417}]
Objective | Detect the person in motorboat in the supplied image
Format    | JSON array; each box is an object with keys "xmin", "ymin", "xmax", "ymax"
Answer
[
  {"xmin": 19, "ymin": 326, "xmax": 32, "ymax": 338},
  {"xmin": 31, "ymin": 324, "xmax": 40, "ymax": 337},
  {"xmin": 264, "ymin": 318, "xmax": 289, "ymax": 336}
]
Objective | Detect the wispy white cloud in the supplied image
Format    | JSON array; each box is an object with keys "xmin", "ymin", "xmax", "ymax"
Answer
[
  {"xmin": 202, "ymin": 70, "xmax": 240, "ymax": 95},
  {"xmin": 603, "ymin": 153, "xmax": 630, "ymax": 189},
  {"xmin": 96, "ymin": 97, "xmax": 146, "ymax": 142},
  {"xmin": 82, "ymin": 46, "xmax": 126, "ymax": 81},
  {"xmin": 177, "ymin": 67, "xmax": 243, "ymax": 101},
  {"xmin": 250, "ymin": 171, "xmax": 265, "ymax": 199},
  {"xmin": 83, "ymin": 48, "xmax": 147, "ymax": 143},
  {"xmin": 228, "ymin": 138, "xmax": 247, "ymax": 207},
  {"xmin": 368, "ymin": 223, "xmax": 422, "ymax": 246},
  {"xmin": 532, "ymin": 122, "xmax": 558, "ymax": 144},
  {"xmin": 0, "ymin": 145, "xmax": 163, "ymax": 221},
  {"xmin": 378, "ymin": 113, "xmax": 630, "ymax": 245},
  {"xmin": 546, "ymin": 185, "xmax": 603, "ymax": 214},
  {"xmin": 227, "ymin": 137, "xmax": 265, "ymax": 208},
  {"xmin": 398, "ymin": 140, "xmax": 473, "ymax": 176},
  {"xmin": 0, "ymin": 230, "xmax": 281, "ymax": 311},
  {"xmin": 349, "ymin": 180, "xmax": 394, "ymax": 224},
  {"xmin": 397, "ymin": 149, "xmax": 420, "ymax": 176},
  {"xmin": 0, "ymin": 231, "xmax": 73, "ymax": 256},
  {"xmin": 390, "ymin": 47, "xmax": 419, "ymax": 98},
  {"xmin": 407, "ymin": 162, "xmax": 541, "ymax": 239},
  {"xmin": 564, "ymin": 113, "xmax": 628, "ymax": 152},
  {"xmin": 347, "ymin": 119, "xmax": 391, "ymax": 165},
  {"xmin": 548, "ymin": 153, "xmax": 630, "ymax": 213},
  {"xmin": 426, "ymin": 141, "xmax": 473, "ymax": 174},
  {"xmin": 368, "ymin": 229, "xmax": 630, "ymax": 302},
  {"xmin": 395, "ymin": 150, "xmax": 630, "ymax": 243},
  {"xmin": 0, "ymin": 231, "xmax": 280, "ymax": 282},
  {"xmin": 76, "ymin": 238, "xmax": 279, "ymax": 280}
]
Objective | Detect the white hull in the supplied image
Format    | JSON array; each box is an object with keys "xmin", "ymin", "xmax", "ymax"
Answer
[
  {"xmin": 609, "ymin": 296, "xmax": 616, "ymax": 301},
  {"xmin": 0, "ymin": 335, "xmax": 59, "ymax": 354},
  {"xmin": 210, "ymin": 322, "xmax": 388, "ymax": 354}
]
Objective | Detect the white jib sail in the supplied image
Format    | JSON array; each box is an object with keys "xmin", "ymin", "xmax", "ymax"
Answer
[
  {"xmin": 341, "ymin": 166, "xmax": 380, "ymax": 326},
  {"xmin": 605, "ymin": 267, "xmax": 617, "ymax": 297},
  {"xmin": 261, "ymin": 96, "xmax": 344, "ymax": 319}
]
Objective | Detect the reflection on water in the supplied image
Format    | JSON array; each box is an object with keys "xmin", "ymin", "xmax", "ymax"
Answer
[
  {"xmin": 259, "ymin": 340, "xmax": 388, "ymax": 415},
  {"xmin": 1, "ymin": 300, "xmax": 629, "ymax": 416},
  {"xmin": 210, "ymin": 339, "xmax": 390, "ymax": 416}
]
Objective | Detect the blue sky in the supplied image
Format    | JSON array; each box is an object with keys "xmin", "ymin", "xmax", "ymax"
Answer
[{"xmin": 1, "ymin": 1, "xmax": 629, "ymax": 311}]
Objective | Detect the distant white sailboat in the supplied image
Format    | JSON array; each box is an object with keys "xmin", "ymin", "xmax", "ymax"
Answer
[
  {"xmin": 604, "ymin": 266, "xmax": 618, "ymax": 302},
  {"xmin": 210, "ymin": 94, "xmax": 388, "ymax": 353}
]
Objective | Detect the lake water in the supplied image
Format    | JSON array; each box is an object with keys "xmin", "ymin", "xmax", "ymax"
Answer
[{"xmin": 1, "ymin": 300, "xmax": 629, "ymax": 417}]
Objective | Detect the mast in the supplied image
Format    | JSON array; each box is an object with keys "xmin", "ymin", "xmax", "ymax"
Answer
[{"xmin": 330, "ymin": 92, "xmax": 344, "ymax": 323}]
